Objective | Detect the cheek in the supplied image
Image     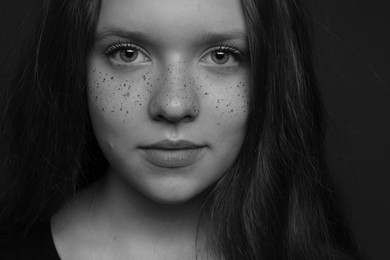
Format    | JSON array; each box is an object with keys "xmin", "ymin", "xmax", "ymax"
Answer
[
  {"xmin": 88, "ymin": 68, "xmax": 154, "ymax": 124},
  {"xmin": 199, "ymin": 74, "xmax": 249, "ymax": 126}
]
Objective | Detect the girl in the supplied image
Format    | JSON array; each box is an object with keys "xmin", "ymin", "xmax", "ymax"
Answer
[{"xmin": 0, "ymin": 0, "xmax": 362, "ymax": 259}]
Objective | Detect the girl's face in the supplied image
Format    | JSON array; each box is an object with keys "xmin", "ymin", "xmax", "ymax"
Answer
[{"xmin": 88, "ymin": 0, "xmax": 249, "ymax": 204}]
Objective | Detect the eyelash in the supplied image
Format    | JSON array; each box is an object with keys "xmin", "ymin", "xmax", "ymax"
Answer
[
  {"xmin": 211, "ymin": 43, "xmax": 247, "ymax": 61},
  {"xmin": 103, "ymin": 41, "xmax": 247, "ymax": 64},
  {"xmin": 104, "ymin": 41, "xmax": 143, "ymax": 56}
]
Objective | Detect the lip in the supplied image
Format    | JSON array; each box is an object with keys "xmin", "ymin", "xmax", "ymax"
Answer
[{"xmin": 140, "ymin": 140, "xmax": 206, "ymax": 168}]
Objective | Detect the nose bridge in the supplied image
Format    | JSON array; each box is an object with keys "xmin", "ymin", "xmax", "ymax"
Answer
[
  {"xmin": 165, "ymin": 61, "xmax": 189, "ymax": 95},
  {"xmin": 149, "ymin": 60, "xmax": 199, "ymax": 122}
]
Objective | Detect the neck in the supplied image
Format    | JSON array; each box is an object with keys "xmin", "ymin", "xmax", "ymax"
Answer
[{"xmin": 52, "ymin": 167, "xmax": 210, "ymax": 259}]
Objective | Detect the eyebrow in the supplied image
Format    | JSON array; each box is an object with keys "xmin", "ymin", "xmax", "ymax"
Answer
[
  {"xmin": 197, "ymin": 31, "xmax": 248, "ymax": 45},
  {"xmin": 95, "ymin": 29, "xmax": 150, "ymax": 42},
  {"xmin": 95, "ymin": 28, "xmax": 248, "ymax": 45}
]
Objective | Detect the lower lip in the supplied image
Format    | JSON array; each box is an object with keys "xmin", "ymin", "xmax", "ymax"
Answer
[{"xmin": 142, "ymin": 148, "xmax": 204, "ymax": 168}]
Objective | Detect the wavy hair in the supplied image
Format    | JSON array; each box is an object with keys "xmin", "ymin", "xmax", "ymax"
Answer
[{"xmin": 0, "ymin": 0, "xmax": 360, "ymax": 259}]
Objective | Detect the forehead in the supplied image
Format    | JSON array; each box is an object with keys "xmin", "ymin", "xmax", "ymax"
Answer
[{"xmin": 97, "ymin": 0, "xmax": 247, "ymax": 41}]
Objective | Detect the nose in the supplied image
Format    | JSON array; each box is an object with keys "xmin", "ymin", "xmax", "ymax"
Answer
[{"xmin": 148, "ymin": 64, "xmax": 200, "ymax": 123}]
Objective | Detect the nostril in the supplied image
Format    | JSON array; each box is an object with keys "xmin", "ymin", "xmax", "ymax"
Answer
[
  {"xmin": 153, "ymin": 113, "xmax": 195, "ymax": 123},
  {"xmin": 149, "ymin": 97, "xmax": 199, "ymax": 123}
]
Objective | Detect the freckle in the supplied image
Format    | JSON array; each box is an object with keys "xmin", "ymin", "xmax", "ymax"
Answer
[
  {"xmin": 111, "ymin": 77, "xmax": 114, "ymax": 80},
  {"xmin": 230, "ymin": 109, "xmax": 234, "ymax": 112},
  {"xmin": 126, "ymin": 111, "xmax": 129, "ymax": 114},
  {"xmin": 204, "ymin": 92, "xmax": 208, "ymax": 95},
  {"xmin": 102, "ymin": 108, "xmax": 105, "ymax": 111}
]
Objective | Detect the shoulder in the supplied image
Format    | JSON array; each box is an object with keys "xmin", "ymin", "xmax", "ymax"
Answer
[{"xmin": 0, "ymin": 222, "xmax": 60, "ymax": 260}]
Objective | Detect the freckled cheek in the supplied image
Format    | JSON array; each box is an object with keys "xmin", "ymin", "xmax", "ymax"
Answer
[
  {"xmin": 204, "ymin": 79, "xmax": 249, "ymax": 125},
  {"xmin": 88, "ymin": 69, "xmax": 154, "ymax": 123}
]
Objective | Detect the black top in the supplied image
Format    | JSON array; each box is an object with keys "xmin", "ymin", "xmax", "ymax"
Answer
[{"xmin": 0, "ymin": 222, "xmax": 61, "ymax": 260}]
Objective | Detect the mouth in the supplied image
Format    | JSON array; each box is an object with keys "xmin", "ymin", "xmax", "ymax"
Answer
[
  {"xmin": 141, "ymin": 139, "xmax": 204, "ymax": 150},
  {"xmin": 140, "ymin": 140, "xmax": 206, "ymax": 168}
]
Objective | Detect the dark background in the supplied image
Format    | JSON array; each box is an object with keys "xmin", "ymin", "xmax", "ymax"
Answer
[
  {"xmin": 311, "ymin": 1, "xmax": 390, "ymax": 259},
  {"xmin": 1, "ymin": 1, "xmax": 389, "ymax": 259}
]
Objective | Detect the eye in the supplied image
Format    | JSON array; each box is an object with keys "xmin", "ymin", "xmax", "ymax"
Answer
[
  {"xmin": 211, "ymin": 50, "xmax": 230, "ymax": 64},
  {"xmin": 119, "ymin": 48, "xmax": 138, "ymax": 62},
  {"xmin": 105, "ymin": 42, "xmax": 151, "ymax": 66},
  {"xmin": 200, "ymin": 45, "xmax": 244, "ymax": 66}
]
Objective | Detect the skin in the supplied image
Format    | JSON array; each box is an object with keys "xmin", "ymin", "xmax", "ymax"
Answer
[{"xmin": 52, "ymin": 0, "xmax": 249, "ymax": 259}]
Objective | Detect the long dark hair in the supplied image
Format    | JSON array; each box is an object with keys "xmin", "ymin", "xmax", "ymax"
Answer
[
  {"xmin": 0, "ymin": 0, "xmax": 360, "ymax": 259},
  {"xmin": 0, "ymin": 0, "xmax": 104, "ymax": 233},
  {"xmin": 201, "ymin": 0, "xmax": 361, "ymax": 259}
]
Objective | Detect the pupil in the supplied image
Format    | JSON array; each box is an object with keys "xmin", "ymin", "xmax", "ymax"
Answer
[
  {"xmin": 125, "ymin": 49, "xmax": 134, "ymax": 58},
  {"xmin": 211, "ymin": 50, "xmax": 229, "ymax": 64},
  {"xmin": 215, "ymin": 51, "xmax": 225, "ymax": 60}
]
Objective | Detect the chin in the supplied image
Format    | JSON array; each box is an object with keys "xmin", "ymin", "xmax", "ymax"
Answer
[{"xmin": 141, "ymin": 184, "xmax": 209, "ymax": 206}]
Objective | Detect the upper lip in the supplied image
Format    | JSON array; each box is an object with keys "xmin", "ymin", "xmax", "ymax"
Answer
[{"xmin": 140, "ymin": 139, "xmax": 204, "ymax": 150}]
